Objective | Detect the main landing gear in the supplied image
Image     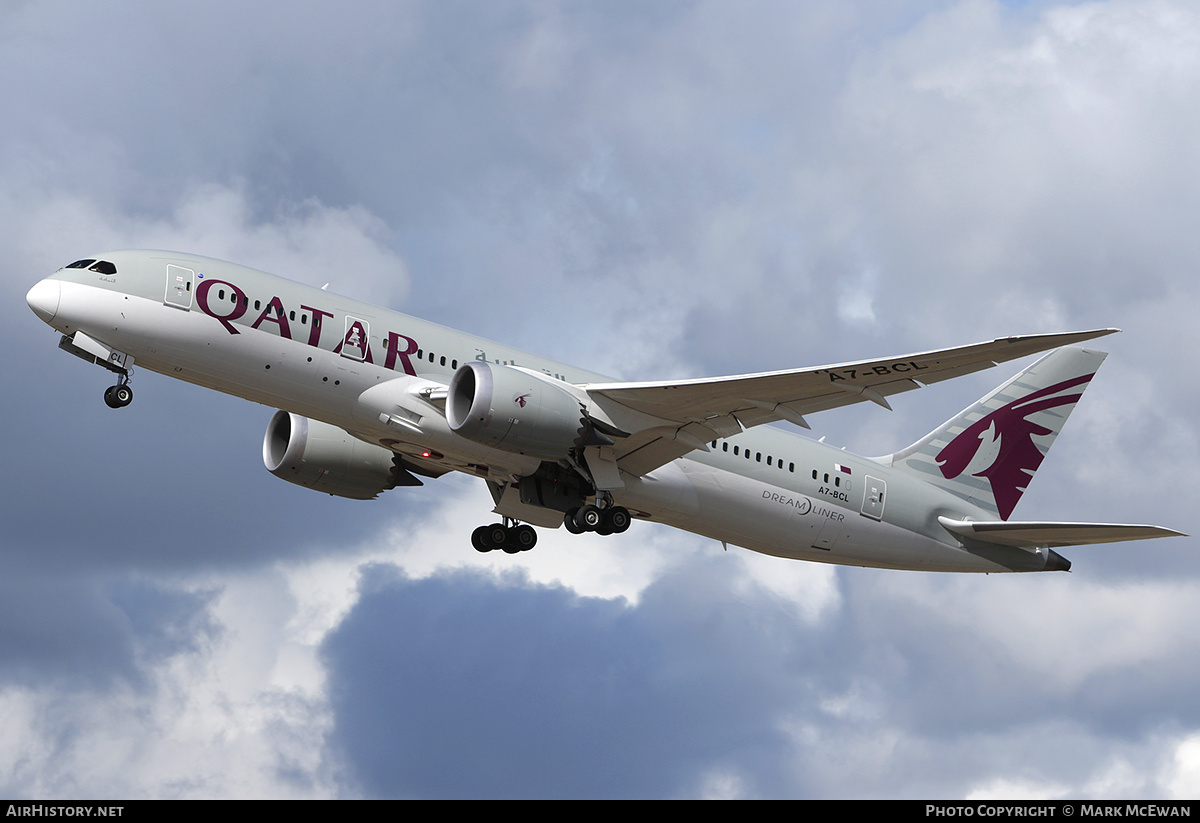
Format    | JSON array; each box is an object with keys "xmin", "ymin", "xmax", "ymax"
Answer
[
  {"xmin": 103, "ymin": 373, "xmax": 134, "ymax": 409},
  {"xmin": 469, "ymin": 503, "xmax": 632, "ymax": 554},
  {"xmin": 563, "ymin": 503, "xmax": 631, "ymax": 536},
  {"xmin": 472, "ymin": 518, "xmax": 538, "ymax": 554}
]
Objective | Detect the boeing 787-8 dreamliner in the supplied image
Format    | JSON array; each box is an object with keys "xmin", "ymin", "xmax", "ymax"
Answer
[{"xmin": 26, "ymin": 251, "xmax": 1183, "ymax": 572}]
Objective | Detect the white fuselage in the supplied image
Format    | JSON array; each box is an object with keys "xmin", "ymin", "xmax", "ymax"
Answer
[{"xmin": 27, "ymin": 250, "xmax": 1052, "ymax": 573}]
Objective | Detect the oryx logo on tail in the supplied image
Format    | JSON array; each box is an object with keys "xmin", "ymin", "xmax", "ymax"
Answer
[
  {"xmin": 886, "ymin": 347, "xmax": 1107, "ymax": 521},
  {"xmin": 935, "ymin": 374, "xmax": 1093, "ymax": 520}
]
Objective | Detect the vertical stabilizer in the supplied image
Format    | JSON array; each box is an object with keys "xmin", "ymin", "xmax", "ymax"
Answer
[{"xmin": 886, "ymin": 347, "xmax": 1106, "ymax": 520}]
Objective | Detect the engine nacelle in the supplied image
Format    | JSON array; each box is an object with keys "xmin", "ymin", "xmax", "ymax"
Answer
[
  {"xmin": 447, "ymin": 362, "xmax": 596, "ymax": 460},
  {"xmin": 263, "ymin": 411, "xmax": 411, "ymax": 500}
]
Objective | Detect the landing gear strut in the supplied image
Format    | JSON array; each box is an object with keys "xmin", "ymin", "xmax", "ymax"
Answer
[{"xmin": 471, "ymin": 518, "xmax": 537, "ymax": 554}]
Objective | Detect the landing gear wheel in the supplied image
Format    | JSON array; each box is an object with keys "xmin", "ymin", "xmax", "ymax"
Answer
[
  {"xmin": 564, "ymin": 508, "xmax": 584, "ymax": 535},
  {"xmin": 471, "ymin": 525, "xmax": 494, "ymax": 553},
  {"xmin": 486, "ymin": 524, "xmax": 509, "ymax": 551},
  {"xmin": 512, "ymin": 524, "xmax": 537, "ymax": 551},
  {"xmin": 575, "ymin": 504, "xmax": 603, "ymax": 531},
  {"xmin": 104, "ymin": 383, "xmax": 133, "ymax": 408},
  {"xmin": 605, "ymin": 506, "xmax": 631, "ymax": 534}
]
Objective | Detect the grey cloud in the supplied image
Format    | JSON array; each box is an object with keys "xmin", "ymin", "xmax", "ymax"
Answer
[{"xmin": 322, "ymin": 561, "xmax": 804, "ymax": 798}]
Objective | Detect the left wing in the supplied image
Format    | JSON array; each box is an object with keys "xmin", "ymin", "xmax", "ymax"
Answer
[{"xmin": 585, "ymin": 329, "xmax": 1118, "ymax": 476}]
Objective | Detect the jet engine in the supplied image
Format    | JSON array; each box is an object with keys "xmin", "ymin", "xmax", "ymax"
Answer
[
  {"xmin": 446, "ymin": 362, "xmax": 609, "ymax": 460},
  {"xmin": 263, "ymin": 410, "xmax": 417, "ymax": 499}
]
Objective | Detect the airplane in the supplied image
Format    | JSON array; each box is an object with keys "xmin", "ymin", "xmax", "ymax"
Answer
[{"xmin": 25, "ymin": 250, "xmax": 1183, "ymax": 573}]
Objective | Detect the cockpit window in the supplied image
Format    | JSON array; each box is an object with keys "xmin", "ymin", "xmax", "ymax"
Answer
[
  {"xmin": 65, "ymin": 259, "xmax": 96, "ymax": 269},
  {"xmin": 88, "ymin": 260, "xmax": 117, "ymax": 274}
]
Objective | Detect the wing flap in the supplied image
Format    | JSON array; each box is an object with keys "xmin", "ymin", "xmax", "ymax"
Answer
[{"xmin": 939, "ymin": 517, "xmax": 1186, "ymax": 549}]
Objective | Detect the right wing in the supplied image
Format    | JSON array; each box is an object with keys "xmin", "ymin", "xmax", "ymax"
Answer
[{"xmin": 585, "ymin": 329, "xmax": 1119, "ymax": 476}]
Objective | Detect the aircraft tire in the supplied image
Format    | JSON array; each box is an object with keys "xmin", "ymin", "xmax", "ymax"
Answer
[
  {"xmin": 486, "ymin": 523, "xmax": 509, "ymax": 550},
  {"xmin": 606, "ymin": 507, "xmax": 631, "ymax": 534},
  {"xmin": 563, "ymin": 509, "xmax": 584, "ymax": 534},
  {"xmin": 576, "ymin": 505, "xmax": 603, "ymax": 531},
  {"xmin": 513, "ymin": 524, "xmax": 537, "ymax": 551},
  {"xmin": 471, "ymin": 525, "xmax": 493, "ymax": 552}
]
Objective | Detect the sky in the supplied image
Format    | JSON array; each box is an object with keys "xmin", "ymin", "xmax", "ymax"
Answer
[{"xmin": 2, "ymin": 0, "xmax": 1199, "ymax": 799}]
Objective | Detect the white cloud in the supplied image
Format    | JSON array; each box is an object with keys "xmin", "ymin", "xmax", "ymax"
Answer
[
  {"xmin": 0, "ymin": 573, "xmax": 338, "ymax": 798},
  {"xmin": 1164, "ymin": 732, "xmax": 1200, "ymax": 799},
  {"xmin": 2, "ymin": 182, "xmax": 407, "ymax": 308}
]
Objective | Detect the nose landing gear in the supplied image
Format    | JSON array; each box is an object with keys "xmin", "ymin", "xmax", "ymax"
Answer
[{"xmin": 57, "ymin": 332, "xmax": 136, "ymax": 409}]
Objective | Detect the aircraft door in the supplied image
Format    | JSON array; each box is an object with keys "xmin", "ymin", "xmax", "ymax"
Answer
[
  {"xmin": 861, "ymin": 476, "xmax": 886, "ymax": 520},
  {"xmin": 164, "ymin": 265, "xmax": 194, "ymax": 310},
  {"xmin": 340, "ymin": 315, "xmax": 370, "ymax": 361}
]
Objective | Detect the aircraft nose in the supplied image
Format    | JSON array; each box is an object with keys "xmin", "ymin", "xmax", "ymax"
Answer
[{"xmin": 26, "ymin": 278, "xmax": 60, "ymax": 324}]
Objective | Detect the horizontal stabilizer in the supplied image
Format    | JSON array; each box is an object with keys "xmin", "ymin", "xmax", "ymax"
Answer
[{"xmin": 939, "ymin": 517, "xmax": 1186, "ymax": 549}]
